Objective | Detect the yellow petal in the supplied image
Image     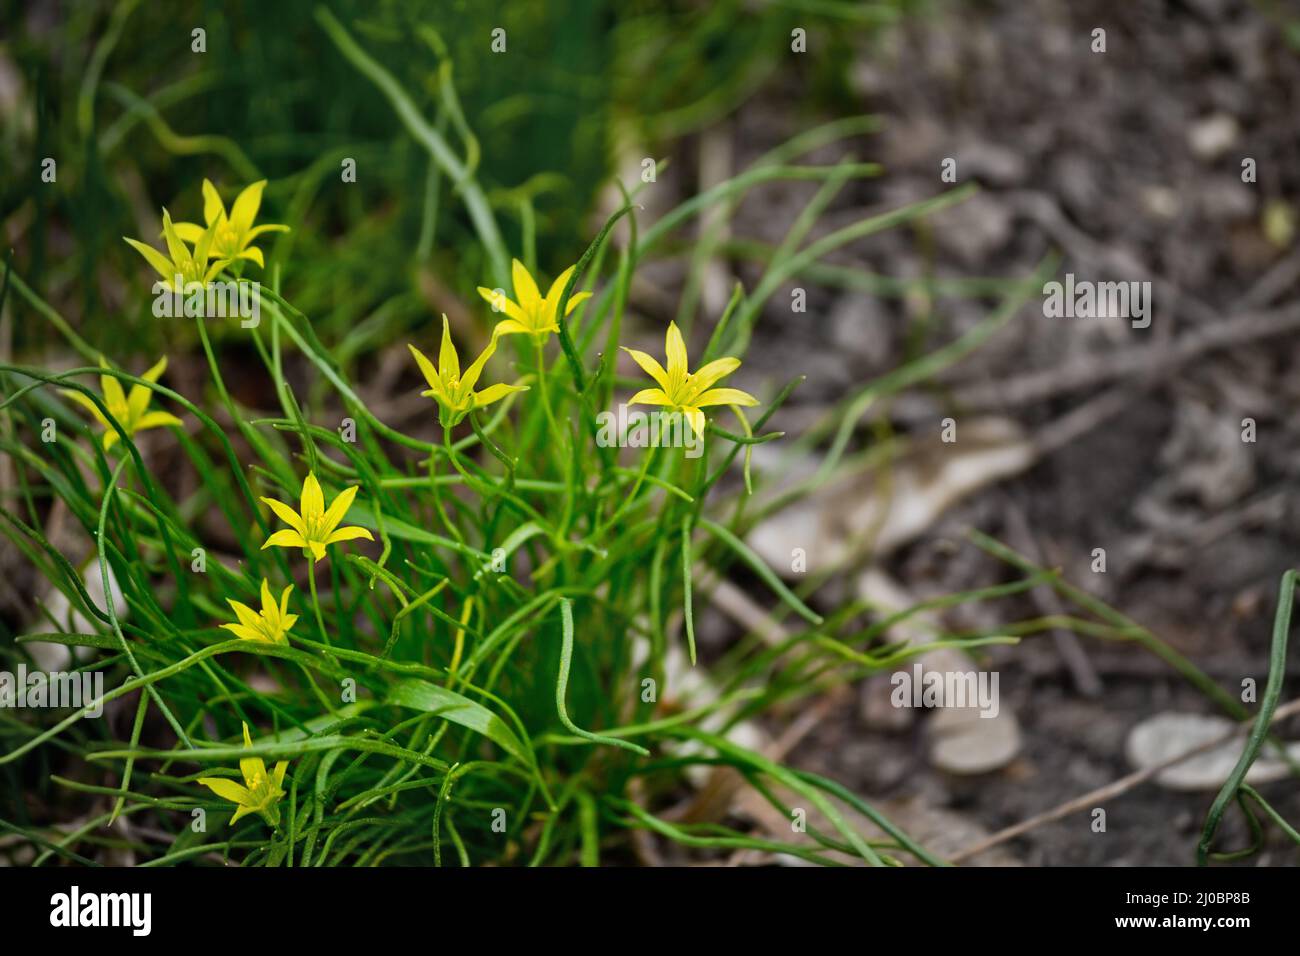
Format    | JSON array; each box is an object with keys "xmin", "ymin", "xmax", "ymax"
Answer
[
  {"xmin": 100, "ymin": 363, "xmax": 127, "ymax": 413},
  {"xmin": 127, "ymin": 359, "xmax": 163, "ymax": 419},
  {"xmin": 171, "ymin": 222, "xmax": 207, "ymax": 244},
  {"xmin": 197, "ymin": 776, "xmax": 252, "ymax": 805},
  {"xmin": 319, "ymin": 484, "xmax": 360, "ymax": 538},
  {"xmin": 407, "ymin": 343, "xmax": 441, "ymax": 393},
  {"xmin": 230, "ymin": 180, "xmax": 267, "ymax": 236},
  {"xmin": 300, "ymin": 472, "xmax": 324, "ymax": 522},
  {"xmin": 62, "ymin": 389, "xmax": 111, "ymax": 427},
  {"xmin": 202, "ymin": 179, "xmax": 226, "ymax": 226},
  {"xmin": 664, "ymin": 322, "xmax": 689, "ymax": 385},
  {"xmin": 323, "ymin": 525, "xmax": 374, "ymax": 546},
  {"xmin": 123, "ymin": 237, "xmax": 178, "ymax": 283},
  {"xmin": 262, "ymin": 528, "xmax": 308, "ymax": 551},
  {"xmin": 160, "ymin": 209, "xmax": 191, "ymax": 268},
  {"xmin": 684, "ymin": 357, "xmax": 740, "ymax": 401},
  {"xmin": 237, "ymin": 247, "xmax": 265, "ymax": 269},
  {"xmin": 490, "ymin": 318, "xmax": 530, "ymax": 337},
  {"xmin": 220, "ymin": 622, "xmax": 266, "ymax": 643},
  {"xmin": 511, "ymin": 258, "xmax": 542, "ymax": 314},
  {"xmin": 259, "ymin": 496, "xmax": 307, "ymax": 535},
  {"xmin": 563, "ymin": 290, "xmax": 593, "ymax": 316},
  {"xmin": 477, "ymin": 286, "xmax": 525, "ymax": 324},
  {"xmin": 471, "ymin": 382, "xmax": 527, "ymax": 408},
  {"xmin": 692, "ymin": 387, "xmax": 759, "ymax": 408},
  {"xmin": 459, "ymin": 336, "xmax": 497, "ymax": 394},
  {"xmin": 683, "ymin": 406, "xmax": 706, "ymax": 439},
  {"xmin": 226, "ymin": 598, "xmax": 261, "ymax": 630},
  {"xmin": 620, "ymin": 347, "xmax": 671, "ymax": 393},
  {"xmin": 438, "ymin": 315, "xmax": 459, "ymax": 380},
  {"xmin": 259, "ymin": 578, "xmax": 277, "ymax": 616},
  {"xmin": 627, "ymin": 388, "xmax": 670, "ymax": 407},
  {"xmin": 246, "ymin": 223, "xmax": 290, "ymax": 240},
  {"xmin": 134, "ymin": 411, "xmax": 183, "ymax": 431}
]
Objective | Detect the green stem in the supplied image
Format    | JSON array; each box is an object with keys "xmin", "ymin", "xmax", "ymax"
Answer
[{"xmin": 308, "ymin": 560, "xmax": 331, "ymax": 648}]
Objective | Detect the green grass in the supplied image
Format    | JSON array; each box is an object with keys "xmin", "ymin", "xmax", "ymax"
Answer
[{"xmin": 2, "ymin": 1, "xmax": 1296, "ymax": 868}]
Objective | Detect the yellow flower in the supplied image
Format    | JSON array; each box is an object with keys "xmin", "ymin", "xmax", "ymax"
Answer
[
  {"xmin": 408, "ymin": 315, "xmax": 527, "ymax": 427},
  {"xmin": 260, "ymin": 472, "xmax": 373, "ymax": 563},
  {"xmin": 197, "ymin": 722, "xmax": 289, "ymax": 826},
  {"xmin": 173, "ymin": 179, "xmax": 289, "ymax": 270},
  {"xmin": 62, "ymin": 356, "xmax": 183, "ymax": 450},
  {"xmin": 221, "ymin": 579, "xmax": 297, "ymax": 645},
  {"xmin": 124, "ymin": 208, "xmax": 231, "ymax": 291},
  {"xmin": 477, "ymin": 258, "xmax": 592, "ymax": 340},
  {"xmin": 622, "ymin": 321, "xmax": 759, "ymax": 439}
]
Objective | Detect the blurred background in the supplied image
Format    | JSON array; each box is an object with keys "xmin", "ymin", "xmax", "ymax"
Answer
[{"xmin": 4, "ymin": 0, "xmax": 1300, "ymax": 864}]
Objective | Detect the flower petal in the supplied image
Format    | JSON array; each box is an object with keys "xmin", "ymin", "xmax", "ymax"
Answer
[
  {"xmin": 620, "ymin": 347, "xmax": 670, "ymax": 392},
  {"xmin": 171, "ymin": 222, "xmax": 207, "ymax": 244},
  {"xmin": 259, "ymin": 496, "xmax": 306, "ymax": 535},
  {"xmin": 471, "ymin": 382, "xmax": 527, "ymax": 408},
  {"xmin": 626, "ymin": 388, "xmax": 670, "ymax": 407},
  {"xmin": 664, "ymin": 322, "xmax": 689, "ymax": 387},
  {"xmin": 683, "ymin": 357, "xmax": 740, "ymax": 400},
  {"xmin": 127, "ymin": 357, "xmax": 167, "ymax": 421},
  {"xmin": 160, "ymin": 209, "xmax": 191, "ymax": 269},
  {"xmin": 237, "ymin": 247, "xmax": 265, "ymax": 269},
  {"xmin": 459, "ymin": 336, "xmax": 498, "ymax": 394},
  {"xmin": 226, "ymin": 598, "xmax": 261, "ymax": 630},
  {"xmin": 690, "ymin": 386, "xmax": 760, "ymax": 408},
  {"xmin": 202, "ymin": 179, "xmax": 226, "ymax": 226},
  {"xmin": 438, "ymin": 315, "xmax": 460, "ymax": 381},
  {"xmin": 683, "ymin": 406, "xmax": 706, "ymax": 439},
  {"xmin": 261, "ymin": 528, "xmax": 308, "ymax": 551},
  {"xmin": 477, "ymin": 285, "xmax": 524, "ymax": 322},
  {"xmin": 407, "ymin": 343, "xmax": 441, "ymax": 394},
  {"xmin": 489, "ymin": 318, "xmax": 530, "ymax": 337},
  {"xmin": 123, "ymin": 237, "xmax": 178, "ymax": 283},
  {"xmin": 246, "ymin": 223, "xmax": 290, "ymax": 239},
  {"xmin": 197, "ymin": 776, "xmax": 252, "ymax": 805},
  {"xmin": 230, "ymin": 180, "xmax": 267, "ymax": 236},
  {"xmin": 563, "ymin": 290, "xmax": 593, "ymax": 316},
  {"xmin": 300, "ymin": 472, "xmax": 324, "ymax": 522},
  {"xmin": 319, "ymin": 484, "xmax": 360, "ymax": 538},
  {"xmin": 134, "ymin": 410, "xmax": 183, "ymax": 431},
  {"xmin": 511, "ymin": 258, "xmax": 542, "ymax": 314},
  {"xmin": 62, "ymin": 389, "xmax": 110, "ymax": 427},
  {"xmin": 323, "ymin": 525, "xmax": 374, "ymax": 546},
  {"xmin": 220, "ymin": 622, "xmax": 265, "ymax": 643},
  {"xmin": 99, "ymin": 365, "xmax": 127, "ymax": 416}
]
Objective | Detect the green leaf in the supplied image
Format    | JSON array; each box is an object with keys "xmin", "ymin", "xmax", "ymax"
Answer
[{"xmin": 386, "ymin": 678, "xmax": 529, "ymax": 764}]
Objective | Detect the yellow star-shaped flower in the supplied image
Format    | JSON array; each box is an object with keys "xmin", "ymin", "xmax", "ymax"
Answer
[
  {"xmin": 124, "ymin": 208, "xmax": 231, "ymax": 291},
  {"xmin": 197, "ymin": 722, "xmax": 289, "ymax": 826},
  {"xmin": 622, "ymin": 321, "xmax": 759, "ymax": 438},
  {"xmin": 62, "ymin": 356, "xmax": 183, "ymax": 450},
  {"xmin": 477, "ymin": 258, "xmax": 592, "ymax": 340},
  {"xmin": 221, "ymin": 579, "xmax": 297, "ymax": 645},
  {"xmin": 173, "ymin": 179, "xmax": 289, "ymax": 270},
  {"xmin": 408, "ymin": 315, "xmax": 527, "ymax": 428},
  {"xmin": 260, "ymin": 472, "xmax": 373, "ymax": 563}
]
